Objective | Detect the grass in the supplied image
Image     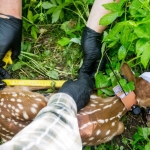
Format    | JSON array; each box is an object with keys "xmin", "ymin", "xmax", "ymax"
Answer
[{"xmin": 8, "ymin": 24, "xmax": 82, "ymax": 80}]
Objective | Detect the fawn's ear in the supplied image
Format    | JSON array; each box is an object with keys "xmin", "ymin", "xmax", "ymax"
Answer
[{"xmin": 120, "ymin": 63, "xmax": 136, "ymax": 84}]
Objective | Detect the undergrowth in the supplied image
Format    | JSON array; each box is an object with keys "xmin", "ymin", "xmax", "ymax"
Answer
[{"xmin": 1, "ymin": 0, "xmax": 150, "ymax": 149}]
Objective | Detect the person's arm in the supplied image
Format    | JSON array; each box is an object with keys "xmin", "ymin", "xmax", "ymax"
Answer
[
  {"xmin": 87, "ymin": 0, "xmax": 120, "ymax": 33},
  {"xmin": 0, "ymin": 74, "xmax": 93, "ymax": 150},
  {"xmin": 79, "ymin": 0, "xmax": 120, "ymax": 76},
  {"xmin": 0, "ymin": 0, "xmax": 22, "ymax": 19}
]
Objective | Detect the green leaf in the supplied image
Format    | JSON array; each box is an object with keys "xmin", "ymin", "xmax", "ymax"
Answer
[
  {"xmin": 83, "ymin": 146, "xmax": 91, "ymax": 150},
  {"xmin": 27, "ymin": 10, "xmax": 34, "ymax": 23},
  {"xmin": 141, "ymin": 43, "xmax": 150, "ymax": 68},
  {"xmin": 12, "ymin": 61, "xmax": 23, "ymax": 71},
  {"xmin": 42, "ymin": 2, "xmax": 56, "ymax": 9},
  {"xmin": 120, "ymin": 25, "xmax": 131, "ymax": 47},
  {"xmin": 109, "ymin": 72, "xmax": 118, "ymax": 87},
  {"xmin": 56, "ymin": 0, "xmax": 62, "ymax": 5},
  {"xmin": 118, "ymin": 45, "xmax": 127, "ymax": 60},
  {"xmin": 33, "ymin": 14, "xmax": 39, "ymax": 22},
  {"xmin": 57, "ymin": 37, "xmax": 70, "ymax": 46},
  {"xmin": 97, "ymin": 89, "xmax": 103, "ymax": 96},
  {"xmin": 95, "ymin": 72, "xmax": 112, "ymax": 96},
  {"xmin": 140, "ymin": 128, "xmax": 150, "ymax": 140},
  {"xmin": 102, "ymin": 2, "xmax": 120, "ymax": 12},
  {"xmin": 46, "ymin": 70, "xmax": 59, "ymax": 79},
  {"xmin": 51, "ymin": 0, "xmax": 57, "ymax": 5},
  {"xmin": 145, "ymin": 141, "xmax": 150, "ymax": 150},
  {"xmin": 129, "ymin": 0, "xmax": 148, "ymax": 19},
  {"xmin": 31, "ymin": 26, "xmax": 38, "ymax": 39},
  {"xmin": 59, "ymin": 9, "xmax": 64, "ymax": 21},
  {"xmin": 23, "ymin": 20, "xmax": 31, "ymax": 31},
  {"xmin": 122, "ymin": 84, "xmax": 130, "ymax": 93},
  {"xmin": 128, "ymin": 81, "xmax": 135, "ymax": 91},
  {"xmin": 46, "ymin": 7, "xmax": 56, "ymax": 15},
  {"xmin": 136, "ymin": 38, "xmax": 149, "ymax": 56},
  {"xmin": 134, "ymin": 24, "xmax": 150, "ymax": 39},
  {"xmin": 101, "ymin": 88, "xmax": 114, "ymax": 96},
  {"xmin": 52, "ymin": 9, "xmax": 61, "ymax": 23},
  {"xmin": 103, "ymin": 22, "xmax": 124, "ymax": 42},
  {"xmin": 100, "ymin": 12, "xmax": 119, "ymax": 26},
  {"xmin": 118, "ymin": 0, "xmax": 128, "ymax": 9},
  {"xmin": 70, "ymin": 38, "xmax": 81, "ymax": 45},
  {"xmin": 107, "ymin": 40, "xmax": 118, "ymax": 48},
  {"xmin": 119, "ymin": 79, "xmax": 135, "ymax": 93},
  {"xmin": 119, "ymin": 78, "xmax": 127, "ymax": 86}
]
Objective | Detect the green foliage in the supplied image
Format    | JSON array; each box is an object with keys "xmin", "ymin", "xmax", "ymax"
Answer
[
  {"xmin": 11, "ymin": 41, "xmax": 60, "ymax": 79},
  {"xmin": 22, "ymin": 0, "xmax": 93, "ymax": 39},
  {"xmin": 120, "ymin": 79, "xmax": 135, "ymax": 92},
  {"xmin": 131, "ymin": 127, "xmax": 150, "ymax": 150},
  {"xmin": 95, "ymin": 69, "xmax": 135, "ymax": 97},
  {"xmin": 100, "ymin": 0, "xmax": 150, "ymax": 69},
  {"xmin": 83, "ymin": 127, "xmax": 150, "ymax": 149},
  {"xmin": 95, "ymin": 0, "xmax": 150, "ymax": 97},
  {"xmin": 83, "ymin": 143, "xmax": 125, "ymax": 150},
  {"xmin": 95, "ymin": 72, "xmax": 114, "ymax": 96}
]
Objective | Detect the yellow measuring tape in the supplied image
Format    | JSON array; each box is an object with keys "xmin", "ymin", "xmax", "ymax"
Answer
[
  {"xmin": 2, "ymin": 79, "xmax": 66, "ymax": 88},
  {"xmin": 2, "ymin": 51, "xmax": 66, "ymax": 88}
]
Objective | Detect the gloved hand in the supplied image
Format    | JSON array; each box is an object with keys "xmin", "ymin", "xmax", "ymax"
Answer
[
  {"xmin": 79, "ymin": 26, "xmax": 106, "ymax": 77},
  {"xmin": 58, "ymin": 73, "xmax": 94, "ymax": 111},
  {"xmin": 0, "ymin": 14, "xmax": 22, "ymax": 79}
]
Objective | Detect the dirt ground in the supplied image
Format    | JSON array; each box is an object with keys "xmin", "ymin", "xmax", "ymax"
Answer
[{"xmin": 112, "ymin": 111, "xmax": 146, "ymax": 148}]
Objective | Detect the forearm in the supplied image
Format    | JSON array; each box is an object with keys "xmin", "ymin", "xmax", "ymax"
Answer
[
  {"xmin": 87, "ymin": 0, "xmax": 120, "ymax": 33},
  {"xmin": 0, "ymin": 0, "xmax": 22, "ymax": 19}
]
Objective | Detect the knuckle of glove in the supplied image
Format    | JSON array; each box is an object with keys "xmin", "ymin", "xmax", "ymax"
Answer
[
  {"xmin": 0, "ymin": 16, "xmax": 22, "ymax": 58},
  {"xmin": 0, "ymin": 67, "xmax": 10, "ymax": 79},
  {"xmin": 79, "ymin": 74, "xmax": 94, "ymax": 88},
  {"xmin": 58, "ymin": 79, "xmax": 73, "ymax": 93},
  {"xmin": 76, "ymin": 86, "xmax": 92, "ymax": 111}
]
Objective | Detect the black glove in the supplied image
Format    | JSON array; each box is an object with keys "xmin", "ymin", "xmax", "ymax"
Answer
[
  {"xmin": 58, "ymin": 74, "xmax": 94, "ymax": 111},
  {"xmin": 79, "ymin": 26, "xmax": 106, "ymax": 77},
  {"xmin": 0, "ymin": 14, "xmax": 22, "ymax": 79}
]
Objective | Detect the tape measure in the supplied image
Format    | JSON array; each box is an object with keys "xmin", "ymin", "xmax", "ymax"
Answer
[
  {"xmin": 2, "ymin": 51, "xmax": 66, "ymax": 88},
  {"xmin": 2, "ymin": 79, "xmax": 66, "ymax": 88}
]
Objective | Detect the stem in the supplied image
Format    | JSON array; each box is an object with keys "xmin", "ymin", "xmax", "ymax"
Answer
[
  {"xmin": 54, "ymin": 69, "xmax": 72, "ymax": 75},
  {"xmin": 95, "ymin": 42, "xmax": 106, "ymax": 76},
  {"xmin": 22, "ymin": 61, "xmax": 47, "ymax": 77},
  {"xmin": 64, "ymin": 7, "xmax": 86, "ymax": 24},
  {"xmin": 20, "ymin": 53, "xmax": 47, "ymax": 73},
  {"xmin": 21, "ymin": 51, "xmax": 38, "ymax": 57},
  {"xmin": 73, "ymin": 2, "xmax": 86, "ymax": 24},
  {"xmin": 124, "ymin": 1, "xmax": 127, "ymax": 21},
  {"xmin": 22, "ymin": 16, "xmax": 36, "ymax": 26},
  {"xmin": 127, "ymin": 56, "xmax": 141, "ymax": 64},
  {"xmin": 19, "ymin": 68, "xmax": 29, "ymax": 77}
]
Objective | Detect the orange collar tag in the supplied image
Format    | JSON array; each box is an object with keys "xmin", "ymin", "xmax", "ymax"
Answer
[
  {"xmin": 113, "ymin": 85, "xmax": 137, "ymax": 110},
  {"xmin": 120, "ymin": 91, "xmax": 136, "ymax": 110}
]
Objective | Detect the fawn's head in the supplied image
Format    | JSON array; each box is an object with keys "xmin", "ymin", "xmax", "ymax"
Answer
[{"xmin": 120, "ymin": 63, "xmax": 150, "ymax": 108}]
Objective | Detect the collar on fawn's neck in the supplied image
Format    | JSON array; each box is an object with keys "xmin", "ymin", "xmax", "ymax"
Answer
[
  {"xmin": 112, "ymin": 71, "xmax": 150, "ymax": 114},
  {"xmin": 113, "ymin": 85, "xmax": 137, "ymax": 111}
]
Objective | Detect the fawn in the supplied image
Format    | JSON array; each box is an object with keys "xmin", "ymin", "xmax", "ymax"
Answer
[{"xmin": 0, "ymin": 63, "xmax": 150, "ymax": 146}]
